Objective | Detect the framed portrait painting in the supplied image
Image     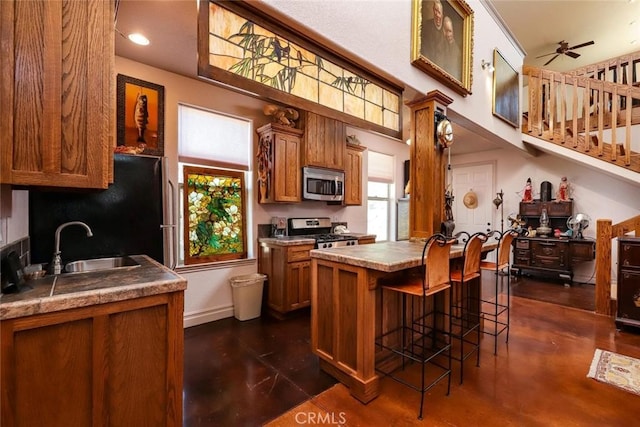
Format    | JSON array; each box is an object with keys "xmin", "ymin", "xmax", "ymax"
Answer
[
  {"xmin": 492, "ymin": 49, "xmax": 520, "ymax": 128},
  {"xmin": 116, "ymin": 74, "xmax": 165, "ymax": 156},
  {"xmin": 411, "ymin": 0, "xmax": 474, "ymax": 96}
]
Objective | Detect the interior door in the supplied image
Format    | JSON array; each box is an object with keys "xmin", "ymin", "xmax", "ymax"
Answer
[{"xmin": 452, "ymin": 163, "xmax": 494, "ymax": 236}]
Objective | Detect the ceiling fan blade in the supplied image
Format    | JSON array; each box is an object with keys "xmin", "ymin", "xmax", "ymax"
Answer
[
  {"xmin": 568, "ymin": 40, "xmax": 594, "ymax": 50},
  {"xmin": 536, "ymin": 52, "xmax": 558, "ymax": 59},
  {"xmin": 544, "ymin": 54, "xmax": 559, "ymax": 66},
  {"xmin": 565, "ymin": 51, "xmax": 581, "ymax": 59}
]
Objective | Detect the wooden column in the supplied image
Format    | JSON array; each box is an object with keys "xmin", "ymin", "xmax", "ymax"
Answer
[{"xmin": 406, "ymin": 91, "xmax": 453, "ymax": 240}]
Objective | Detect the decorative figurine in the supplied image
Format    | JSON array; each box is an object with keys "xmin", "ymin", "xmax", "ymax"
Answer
[
  {"xmin": 440, "ymin": 188, "xmax": 455, "ymax": 238},
  {"xmin": 555, "ymin": 176, "xmax": 571, "ymax": 202},
  {"xmin": 263, "ymin": 104, "xmax": 299, "ymax": 127},
  {"xmin": 521, "ymin": 177, "xmax": 534, "ymax": 203}
]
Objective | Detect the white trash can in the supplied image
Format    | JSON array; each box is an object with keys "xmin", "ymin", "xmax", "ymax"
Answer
[{"xmin": 230, "ymin": 273, "xmax": 267, "ymax": 321}]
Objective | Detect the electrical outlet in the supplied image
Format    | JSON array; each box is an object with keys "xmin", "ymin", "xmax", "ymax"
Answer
[{"xmin": 271, "ymin": 217, "xmax": 286, "ymax": 229}]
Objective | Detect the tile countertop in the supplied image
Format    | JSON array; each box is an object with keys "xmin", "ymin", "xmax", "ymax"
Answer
[
  {"xmin": 0, "ymin": 255, "xmax": 186, "ymax": 320},
  {"xmin": 310, "ymin": 240, "xmax": 498, "ymax": 273}
]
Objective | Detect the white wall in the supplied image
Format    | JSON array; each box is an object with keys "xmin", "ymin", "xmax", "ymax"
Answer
[
  {"xmin": 0, "ymin": 188, "xmax": 28, "ymax": 247},
  {"xmin": 4, "ymin": 1, "xmax": 637, "ymax": 324},
  {"xmin": 115, "ymin": 57, "xmax": 410, "ymax": 326},
  {"xmin": 263, "ymin": 0, "xmax": 527, "ymax": 149},
  {"xmin": 454, "ymin": 146, "xmax": 640, "ymax": 286}
]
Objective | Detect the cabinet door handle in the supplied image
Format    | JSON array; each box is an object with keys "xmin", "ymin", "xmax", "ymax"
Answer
[{"xmin": 538, "ymin": 242, "xmax": 556, "ymax": 247}]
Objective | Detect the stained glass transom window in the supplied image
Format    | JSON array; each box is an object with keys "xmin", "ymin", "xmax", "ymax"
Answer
[{"xmin": 206, "ymin": 2, "xmax": 400, "ymax": 132}]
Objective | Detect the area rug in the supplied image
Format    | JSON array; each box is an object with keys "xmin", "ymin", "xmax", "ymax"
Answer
[{"xmin": 587, "ymin": 349, "xmax": 640, "ymax": 396}]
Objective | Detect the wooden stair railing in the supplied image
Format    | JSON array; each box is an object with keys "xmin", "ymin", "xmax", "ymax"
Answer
[
  {"xmin": 596, "ymin": 215, "xmax": 640, "ymax": 315},
  {"xmin": 568, "ymin": 51, "xmax": 640, "ymax": 89},
  {"xmin": 523, "ymin": 65, "xmax": 640, "ymax": 174}
]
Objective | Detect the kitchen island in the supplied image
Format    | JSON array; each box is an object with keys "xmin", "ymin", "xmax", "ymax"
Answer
[
  {"xmin": 0, "ymin": 255, "xmax": 186, "ymax": 426},
  {"xmin": 309, "ymin": 240, "xmax": 497, "ymax": 403}
]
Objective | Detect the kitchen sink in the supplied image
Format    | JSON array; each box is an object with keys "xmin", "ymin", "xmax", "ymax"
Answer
[{"xmin": 64, "ymin": 256, "xmax": 140, "ymax": 274}]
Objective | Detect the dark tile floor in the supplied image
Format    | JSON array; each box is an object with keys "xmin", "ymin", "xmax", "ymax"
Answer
[{"xmin": 182, "ymin": 272, "xmax": 596, "ymax": 426}]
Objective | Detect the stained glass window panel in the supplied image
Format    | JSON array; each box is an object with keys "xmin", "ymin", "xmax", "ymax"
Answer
[
  {"xmin": 344, "ymin": 92, "xmax": 365, "ymax": 118},
  {"xmin": 183, "ymin": 166, "xmax": 247, "ymax": 264}
]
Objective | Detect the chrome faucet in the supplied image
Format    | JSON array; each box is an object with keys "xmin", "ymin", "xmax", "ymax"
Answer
[{"xmin": 51, "ymin": 221, "xmax": 93, "ymax": 275}]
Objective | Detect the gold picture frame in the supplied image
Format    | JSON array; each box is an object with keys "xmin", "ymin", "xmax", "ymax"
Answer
[
  {"xmin": 492, "ymin": 48, "xmax": 520, "ymax": 128},
  {"xmin": 411, "ymin": 0, "xmax": 474, "ymax": 96}
]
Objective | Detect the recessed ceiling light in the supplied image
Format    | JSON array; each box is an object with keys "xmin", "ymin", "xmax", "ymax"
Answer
[{"xmin": 127, "ymin": 33, "xmax": 150, "ymax": 46}]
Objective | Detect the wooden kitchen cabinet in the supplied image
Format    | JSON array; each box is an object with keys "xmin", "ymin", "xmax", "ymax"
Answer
[
  {"xmin": 616, "ymin": 237, "xmax": 640, "ymax": 330},
  {"xmin": 258, "ymin": 242, "xmax": 314, "ymax": 317},
  {"xmin": 344, "ymin": 143, "xmax": 366, "ymax": 206},
  {"xmin": 257, "ymin": 123, "xmax": 303, "ymax": 203},
  {"xmin": 0, "ymin": 0, "xmax": 114, "ymax": 189},
  {"xmin": 358, "ymin": 236, "xmax": 376, "ymax": 245},
  {"xmin": 1, "ymin": 292, "xmax": 184, "ymax": 427},
  {"xmin": 300, "ymin": 112, "xmax": 345, "ymax": 170}
]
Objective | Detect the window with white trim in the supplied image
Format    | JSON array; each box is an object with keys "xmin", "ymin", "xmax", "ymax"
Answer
[
  {"xmin": 367, "ymin": 151, "xmax": 394, "ymax": 242},
  {"xmin": 178, "ymin": 104, "xmax": 252, "ymax": 266}
]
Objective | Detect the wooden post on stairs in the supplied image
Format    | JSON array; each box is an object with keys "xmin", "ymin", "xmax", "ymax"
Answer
[{"xmin": 595, "ymin": 219, "xmax": 613, "ymax": 316}]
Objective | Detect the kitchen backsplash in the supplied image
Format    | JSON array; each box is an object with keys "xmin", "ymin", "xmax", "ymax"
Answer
[{"xmin": 257, "ymin": 222, "xmax": 348, "ymax": 237}]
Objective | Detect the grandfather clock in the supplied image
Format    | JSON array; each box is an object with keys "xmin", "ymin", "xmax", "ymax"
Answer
[{"xmin": 406, "ymin": 90, "xmax": 453, "ymax": 240}]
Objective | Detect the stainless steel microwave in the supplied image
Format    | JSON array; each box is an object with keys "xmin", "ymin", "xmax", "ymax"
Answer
[{"xmin": 302, "ymin": 166, "xmax": 344, "ymax": 201}]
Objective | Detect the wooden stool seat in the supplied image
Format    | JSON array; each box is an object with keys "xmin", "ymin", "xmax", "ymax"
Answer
[
  {"xmin": 449, "ymin": 231, "xmax": 487, "ymax": 384},
  {"xmin": 480, "ymin": 230, "xmax": 517, "ymax": 355},
  {"xmin": 375, "ymin": 234, "xmax": 455, "ymax": 420}
]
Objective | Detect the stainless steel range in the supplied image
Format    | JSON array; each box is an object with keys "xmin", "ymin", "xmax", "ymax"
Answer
[{"xmin": 287, "ymin": 217, "xmax": 358, "ymax": 249}]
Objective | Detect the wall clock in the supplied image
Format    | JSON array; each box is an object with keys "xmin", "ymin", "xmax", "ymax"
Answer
[{"xmin": 436, "ymin": 117, "xmax": 454, "ymax": 148}]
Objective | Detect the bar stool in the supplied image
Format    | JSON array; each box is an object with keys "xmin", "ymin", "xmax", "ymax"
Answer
[
  {"xmin": 449, "ymin": 231, "xmax": 487, "ymax": 384},
  {"xmin": 480, "ymin": 229, "xmax": 517, "ymax": 355},
  {"xmin": 375, "ymin": 233, "xmax": 455, "ymax": 420}
]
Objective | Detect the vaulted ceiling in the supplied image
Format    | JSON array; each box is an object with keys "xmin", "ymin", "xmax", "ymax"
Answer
[{"xmin": 115, "ymin": 1, "xmax": 640, "ymax": 155}]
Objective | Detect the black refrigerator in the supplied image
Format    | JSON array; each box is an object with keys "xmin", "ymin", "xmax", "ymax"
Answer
[{"xmin": 29, "ymin": 154, "xmax": 176, "ymax": 268}]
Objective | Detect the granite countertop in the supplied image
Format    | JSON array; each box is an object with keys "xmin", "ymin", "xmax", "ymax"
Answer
[
  {"xmin": 258, "ymin": 236, "xmax": 316, "ymax": 246},
  {"xmin": 310, "ymin": 240, "xmax": 498, "ymax": 273},
  {"xmin": 258, "ymin": 233, "xmax": 377, "ymax": 246},
  {"xmin": 0, "ymin": 255, "xmax": 186, "ymax": 320}
]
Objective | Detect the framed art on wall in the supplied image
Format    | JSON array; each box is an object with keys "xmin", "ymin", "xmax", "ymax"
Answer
[
  {"xmin": 116, "ymin": 74, "xmax": 165, "ymax": 156},
  {"xmin": 411, "ymin": 0, "xmax": 474, "ymax": 96},
  {"xmin": 492, "ymin": 49, "xmax": 520, "ymax": 128}
]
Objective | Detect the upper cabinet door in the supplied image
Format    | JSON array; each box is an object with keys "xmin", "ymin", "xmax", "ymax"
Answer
[
  {"xmin": 301, "ymin": 112, "xmax": 345, "ymax": 170},
  {"xmin": 344, "ymin": 143, "xmax": 365, "ymax": 206},
  {"xmin": 257, "ymin": 123, "xmax": 302, "ymax": 203},
  {"xmin": 1, "ymin": 0, "xmax": 114, "ymax": 189}
]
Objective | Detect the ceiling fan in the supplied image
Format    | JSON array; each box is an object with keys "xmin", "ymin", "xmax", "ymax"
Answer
[{"xmin": 536, "ymin": 40, "xmax": 595, "ymax": 66}]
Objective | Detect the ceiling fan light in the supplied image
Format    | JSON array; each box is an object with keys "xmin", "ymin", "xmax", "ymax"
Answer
[{"xmin": 128, "ymin": 33, "xmax": 150, "ymax": 46}]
